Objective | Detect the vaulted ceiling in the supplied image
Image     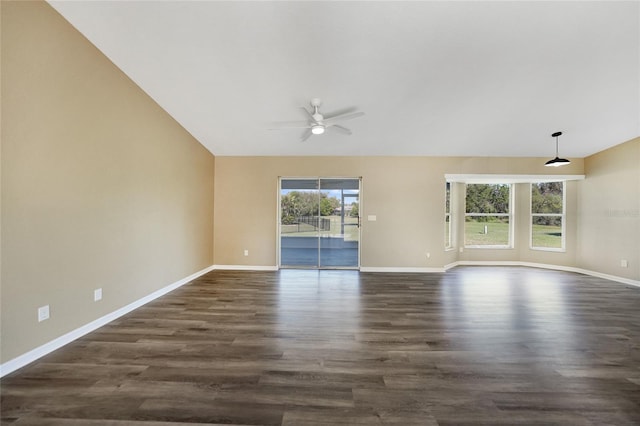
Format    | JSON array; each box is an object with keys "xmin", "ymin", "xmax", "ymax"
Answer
[{"xmin": 48, "ymin": 1, "xmax": 639, "ymax": 158}]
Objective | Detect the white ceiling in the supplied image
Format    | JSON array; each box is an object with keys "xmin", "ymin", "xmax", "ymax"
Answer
[{"xmin": 48, "ymin": 1, "xmax": 639, "ymax": 158}]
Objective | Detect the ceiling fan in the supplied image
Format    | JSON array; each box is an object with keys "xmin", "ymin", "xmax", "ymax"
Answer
[{"xmin": 270, "ymin": 98, "xmax": 365, "ymax": 141}]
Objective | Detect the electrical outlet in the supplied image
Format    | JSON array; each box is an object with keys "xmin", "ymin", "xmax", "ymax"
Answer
[
  {"xmin": 426, "ymin": 252, "xmax": 431, "ymax": 259},
  {"xmin": 94, "ymin": 288, "xmax": 103, "ymax": 301},
  {"xmin": 621, "ymin": 259, "xmax": 628, "ymax": 268},
  {"xmin": 459, "ymin": 247, "xmax": 464, "ymax": 253},
  {"xmin": 244, "ymin": 249, "xmax": 249, "ymax": 256},
  {"xmin": 38, "ymin": 305, "xmax": 50, "ymax": 322}
]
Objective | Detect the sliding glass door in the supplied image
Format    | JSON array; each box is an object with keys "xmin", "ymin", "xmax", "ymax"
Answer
[
  {"xmin": 280, "ymin": 178, "xmax": 360, "ymax": 269},
  {"xmin": 318, "ymin": 179, "xmax": 360, "ymax": 267},
  {"xmin": 280, "ymin": 179, "xmax": 321, "ymax": 267}
]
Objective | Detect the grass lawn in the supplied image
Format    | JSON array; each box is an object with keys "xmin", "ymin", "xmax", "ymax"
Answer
[
  {"xmin": 465, "ymin": 221, "xmax": 562, "ymax": 248},
  {"xmin": 465, "ymin": 221, "xmax": 510, "ymax": 246},
  {"xmin": 531, "ymin": 224, "xmax": 562, "ymax": 248}
]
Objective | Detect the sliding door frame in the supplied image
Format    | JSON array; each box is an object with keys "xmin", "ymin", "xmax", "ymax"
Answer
[{"xmin": 277, "ymin": 176, "xmax": 362, "ymax": 270}]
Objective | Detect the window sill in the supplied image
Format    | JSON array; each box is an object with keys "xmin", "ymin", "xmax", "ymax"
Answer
[
  {"xmin": 530, "ymin": 247, "xmax": 566, "ymax": 253},
  {"xmin": 464, "ymin": 245, "xmax": 514, "ymax": 250}
]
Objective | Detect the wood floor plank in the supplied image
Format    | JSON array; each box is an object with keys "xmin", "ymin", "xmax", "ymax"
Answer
[
  {"xmin": 2, "ymin": 267, "xmax": 640, "ymax": 425},
  {"xmin": 135, "ymin": 398, "xmax": 284, "ymax": 425}
]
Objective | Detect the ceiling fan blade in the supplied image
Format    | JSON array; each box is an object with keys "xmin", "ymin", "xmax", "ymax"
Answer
[
  {"xmin": 300, "ymin": 107, "xmax": 315, "ymax": 122},
  {"xmin": 323, "ymin": 106, "xmax": 357, "ymax": 120},
  {"xmin": 323, "ymin": 111, "xmax": 365, "ymax": 126},
  {"xmin": 267, "ymin": 120, "xmax": 310, "ymax": 130},
  {"xmin": 300, "ymin": 128, "xmax": 312, "ymax": 142},
  {"xmin": 329, "ymin": 124, "xmax": 352, "ymax": 135}
]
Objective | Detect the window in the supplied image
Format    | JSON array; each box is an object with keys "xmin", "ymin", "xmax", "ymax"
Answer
[
  {"xmin": 465, "ymin": 183, "xmax": 513, "ymax": 247},
  {"xmin": 445, "ymin": 182, "xmax": 452, "ymax": 249},
  {"xmin": 531, "ymin": 182, "xmax": 565, "ymax": 251}
]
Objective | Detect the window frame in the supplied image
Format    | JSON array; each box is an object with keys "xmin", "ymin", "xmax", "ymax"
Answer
[
  {"xmin": 464, "ymin": 183, "xmax": 514, "ymax": 249},
  {"xmin": 530, "ymin": 181, "xmax": 566, "ymax": 252},
  {"xmin": 445, "ymin": 181, "xmax": 453, "ymax": 250}
]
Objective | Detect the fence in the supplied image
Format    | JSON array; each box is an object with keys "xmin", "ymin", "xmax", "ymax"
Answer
[{"xmin": 281, "ymin": 216, "xmax": 331, "ymax": 233}]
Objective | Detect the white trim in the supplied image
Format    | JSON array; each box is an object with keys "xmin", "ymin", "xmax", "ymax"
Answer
[
  {"xmin": 566, "ymin": 268, "xmax": 640, "ymax": 288},
  {"xmin": 529, "ymin": 247, "xmax": 566, "ymax": 253},
  {"xmin": 276, "ymin": 177, "xmax": 282, "ymax": 268},
  {"xmin": 445, "ymin": 174, "xmax": 585, "ymax": 184},
  {"xmin": 453, "ymin": 260, "xmax": 522, "ymax": 267},
  {"xmin": 0, "ymin": 264, "xmax": 215, "ymax": 378},
  {"xmin": 445, "ymin": 181, "xmax": 452, "ymax": 250},
  {"xmin": 444, "ymin": 261, "xmax": 461, "ymax": 271},
  {"xmin": 447, "ymin": 261, "xmax": 640, "ymax": 288},
  {"xmin": 213, "ymin": 264, "xmax": 279, "ymax": 271},
  {"xmin": 360, "ymin": 266, "xmax": 446, "ymax": 273},
  {"xmin": 464, "ymin": 245, "xmax": 514, "ymax": 249}
]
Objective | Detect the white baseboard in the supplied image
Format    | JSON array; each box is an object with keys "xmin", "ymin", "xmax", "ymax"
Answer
[
  {"xmin": 0, "ymin": 264, "xmax": 215, "ymax": 378},
  {"xmin": 213, "ymin": 264, "xmax": 279, "ymax": 271},
  {"xmin": 448, "ymin": 261, "xmax": 640, "ymax": 288},
  {"xmin": 360, "ymin": 266, "xmax": 446, "ymax": 273},
  {"xmin": 215, "ymin": 265, "xmax": 447, "ymax": 273},
  {"xmin": 565, "ymin": 266, "xmax": 640, "ymax": 288},
  {"xmin": 448, "ymin": 260, "xmax": 521, "ymax": 268}
]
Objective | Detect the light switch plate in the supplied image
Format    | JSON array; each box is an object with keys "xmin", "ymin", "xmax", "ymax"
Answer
[{"xmin": 38, "ymin": 305, "xmax": 50, "ymax": 322}]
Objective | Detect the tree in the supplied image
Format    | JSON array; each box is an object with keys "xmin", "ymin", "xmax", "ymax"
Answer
[
  {"xmin": 281, "ymin": 191, "xmax": 341, "ymax": 223},
  {"xmin": 532, "ymin": 182, "xmax": 563, "ymax": 226},
  {"xmin": 465, "ymin": 184, "xmax": 510, "ymax": 222},
  {"xmin": 281, "ymin": 191, "xmax": 314, "ymax": 223},
  {"xmin": 320, "ymin": 196, "xmax": 339, "ymax": 216},
  {"xmin": 350, "ymin": 202, "xmax": 359, "ymax": 217},
  {"xmin": 280, "ymin": 191, "xmax": 304, "ymax": 224}
]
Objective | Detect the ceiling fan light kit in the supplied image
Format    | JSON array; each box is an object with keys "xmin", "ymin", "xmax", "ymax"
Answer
[
  {"xmin": 311, "ymin": 124, "xmax": 325, "ymax": 135},
  {"xmin": 270, "ymin": 98, "xmax": 364, "ymax": 141},
  {"xmin": 545, "ymin": 131, "xmax": 571, "ymax": 167}
]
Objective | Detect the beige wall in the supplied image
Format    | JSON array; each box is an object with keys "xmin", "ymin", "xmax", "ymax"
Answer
[
  {"xmin": 1, "ymin": 1, "xmax": 215, "ymax": 363},
  {"xmin": 213, "ymin": 156, "xmax": 584, "ymax": 269},
  {"xmin": 577, "ymin": 137, "xmax": 640, "ymax": 281}
]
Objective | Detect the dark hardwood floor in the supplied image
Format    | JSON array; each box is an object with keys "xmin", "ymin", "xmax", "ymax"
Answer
[{"xmin": 2, "ymin": 267, "xmax": 640, "ymax": 425}]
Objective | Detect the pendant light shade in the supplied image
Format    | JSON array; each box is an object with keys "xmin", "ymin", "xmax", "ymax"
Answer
[{"xmin": 545, "ymin": 131, "xmax": 570, "ymax": 167}]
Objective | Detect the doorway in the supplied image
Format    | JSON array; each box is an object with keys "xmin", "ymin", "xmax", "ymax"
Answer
[{"xmin": 279, "ymin": 178, "xmax": 360, "ymax": 269}]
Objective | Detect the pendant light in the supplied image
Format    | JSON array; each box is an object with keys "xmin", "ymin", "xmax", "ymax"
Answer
[{"xmin": 545, "ymin": 131, "xmax": 570, "ymax": 167}]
